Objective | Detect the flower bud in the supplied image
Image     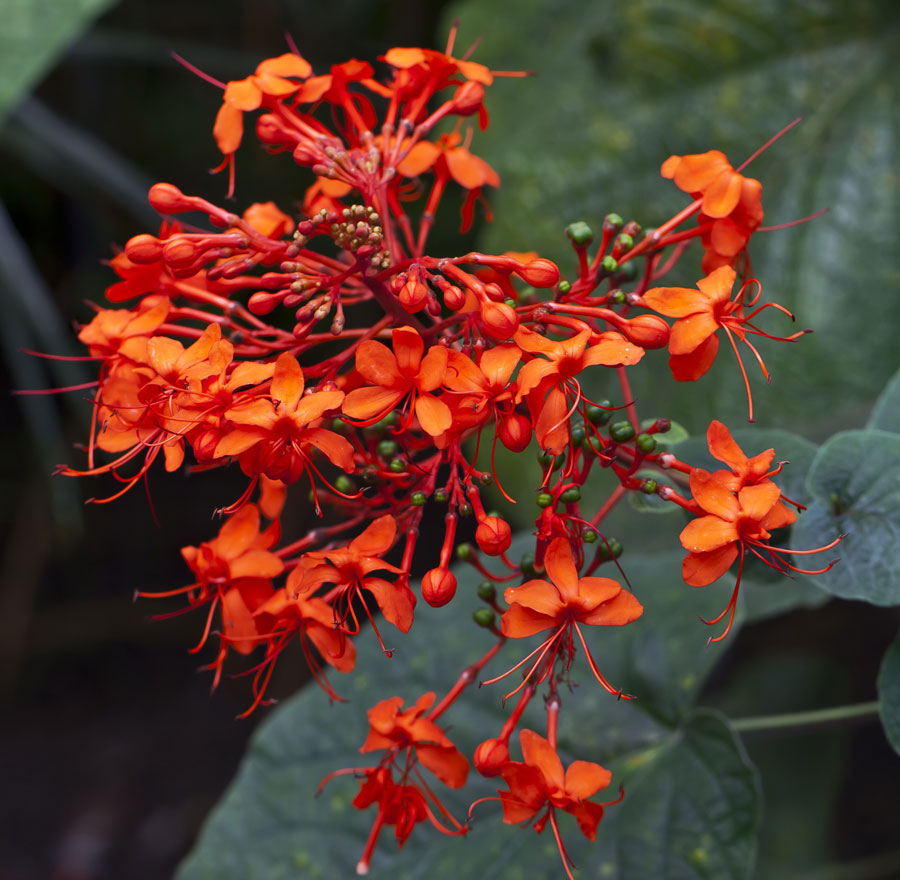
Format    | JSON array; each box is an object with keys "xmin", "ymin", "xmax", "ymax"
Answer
[
  {"xmin": 162, "ymin": 238, "xmax": 201, "ymax": 269},
  {"xmin": 399, "ymin": 277, "xmax": 429, "ymax": 312},
  {"xmin": 498, "ymin": 412, "xmax": 532, "ymax": 453},
  {"xmin": 515, "ymin": 258, "xmax": 559, "ymax": 289},
  {"xmin": 475, "ymin": 516, "xmax": 511, "ymax": 556},
  {"xmin": 421, "ymin": 567, "xmax": 457, "ymax": 607},
  {"xmin": 256, "ymin": 113, "xmax": 293, "ymax": 146},
  {"xmin": 451, "ymin": 81, "xmax": 485, "ymax": 116},
  {"xmin": 148, "ymin": 182, "xmax": 193, "ymax": 214},
  {"xmin": 473, "ymin": 737, "xmax": 509, "ymax": 777},
  {"xmin": 442, "ymin": 285, "xmax": 466, "ymax": 311},
  {"xmin": 480, "ymin": 301, "xmax": 519, "ymax": 340},
  {"xmin": 620, "ymin": 314, "xmax": 670, "ymax": 349},
  {"xmin": 124, "ymin": 234, "xmax": 163, "ymax": 264}
]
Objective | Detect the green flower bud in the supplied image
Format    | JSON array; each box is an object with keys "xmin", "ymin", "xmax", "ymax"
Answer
[
  {"xmin": 586, "ymin": 402, "xmax": 612, "ymax": 425},
  {"xmin": 603, "ymin": 213, "xmax": 624, "ymax": 232},
  {"xmin": 434, "ymin": 488, "xmax": 449, "ymax": 503},
  {"xmin": 389, "ymin": 457, "xmax": 406, "ymax": 473},
  {"xmin": 636, "ymin": 433, "xmax": 657, "ymax": 453},
  {"xmin": 477, "ymin": 581, "xmax": 497, "ymax": 602},
  {"xmin": 473, "ymin": 608, "xmax": 496, "ymax": 628},
  {"xmin": 335, "ymin": 475, "xmax": 355, "ymax": 494},
  {"xmin": 456, "ymin": 543, "xmax": 473, "ymax": 560},
  {"xmin": 560, "ymin": 486, "xmax": 582, "ymax": 504},
  {"xmin": 536, "ymin": 492, "xmax": 554, "ymax": 508},
  {"xmin": 566, "ymin": 221, "xmax": 594, "ymax": 246},
  {"xmin": 640, "ymin": 479, "xmax": 658, "ymax": 494},
  {"xmin": 582, "ymin": 527, "xmax": 598, "ymax": 543},
  {"xmin": 557, "ymin": 280, "xmax": 572, "ymax": 294},
  {"xmin": 377, "ymin": 439, "xmax": 398, "ymax": 458},
  {"xmin": 411, "ymin": 491, "xmax": 427, "ymax": 506},
  {"xmin": 609, "ymin": 421, "xmax": 636, "ymax": 443}
]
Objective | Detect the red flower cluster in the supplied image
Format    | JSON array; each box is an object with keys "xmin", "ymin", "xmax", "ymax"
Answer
[{"xmin": 56, "ymin": 28, "xmax": 838, "ymax": 878}]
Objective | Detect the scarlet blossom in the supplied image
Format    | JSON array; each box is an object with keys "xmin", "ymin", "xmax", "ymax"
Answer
[
  {"xmin": 77, "ymin": 297, "xmax": 170, "ymax": 359},
  {"xmin": 296, "ymin": 515, "xmax": 415, "ymax": 647},
  {"xmin": 213, "ymin": 52, "xmax": 312, "ymax": 158},
  {"xmin": 486, "ymin": 537, "xmax": 643, "ymax": 699},
  {"xmin": 482, "ymin": 729, "xmax": 622, "ymax": 880},
  {"xmin": 361, "ymin": 693, "xmax": 469, "ymax": 789},
  {"xmin": 679, "ymin": 424, "xmax": 841, "ymax": 640},
  {"xmin": 514, "ymin": 325, "xmax": 644, "ymax": 454},
  {"xmin": 342, "ymin": 326, "xmax": 451, "ymax": 436},
  {"xmin": 642, "ymin": 265, "xmax": 806, "ymax": 419},
  {"xmin": 661, "ymin": 149, "xmax": 763, "ymax": 273},
  {"xmin": 214, "ymin": 352, "xmax": 353, "ymax": 493}
]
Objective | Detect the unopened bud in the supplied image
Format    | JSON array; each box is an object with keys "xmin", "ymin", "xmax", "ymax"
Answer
[
  {"xmin": 451, "ymin": 80, "xmax": 485, "ymax": 116},
  {"xmin": 421, "ymin": 567, "xmax": 457, "ymax": 607},
  {"xmin": 515, "ymin": 258, "xmax": 560, "ymax": 289},
  {"xmin": 480, "ymin": 301, "xmax": 519, "ymax": 340},
  {"xmin": 473, "ymin": 738, "xmax": 509, "ymax": 777},
  {"xmin": 475, "ymin": 515, "xmax": 511, "ymax": 556},
  {"xmin": 148, "ymin": 182, "xmax": 193, "ymax": 214},
  {"xmin": 498, "ymin": 412, "xmax": 532, "ymax": 452},
  {"xmin": 124, "ymin": 234, "xmax": 163, "ymax": 264},
  {"xmin": 620, "ymin": 314, "xmax": 670, "ymax": 349}
]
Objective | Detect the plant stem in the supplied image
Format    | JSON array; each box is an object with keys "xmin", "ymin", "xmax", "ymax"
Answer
[{"xmin": 731, "ymin": 700, "xmax": 880, "ymax": 736}]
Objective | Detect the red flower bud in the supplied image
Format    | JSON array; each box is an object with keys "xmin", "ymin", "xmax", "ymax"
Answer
[
  {"xmin": 399, "ymin": 277, "xmax": 429, "ymax": 312},
  {"xmin": 124, "ymin": 234, "xmax": 163, "ymax": 264},
  {"xmin": 451, "ymin": 81, "xmax": 485, "ymax": 117},
  {"xmin": 148, "ymin": 182, "xmax": 193, "ymax": 215},
  {"xmin": 162, "ymin": 238, "xmax": 201, "ymax": 269},
  {"xmin": 621, "ymin": 314, "xmax": 670, "ymax": 349},
  {"xmin": 442, "ymin": 285, "xmax": 466, "ymax": 311},
  {"xmin": 480, "ymin": 301, "xmax": 519, "ymax": 340},
  {"xmin": 476, "ymin": 516, "xmax": 511, "ymax": 556},
  {"xmin": 421, "ymin": 567, "xmax": 457, "ymax": 607},
  {"xmin": 473, "ymin": 737, "xmax": 509, "ymax": 777},
  {"xmin": 256, "ymin": 113, "xmax": 294, "ymax": 146},
  {"xmin": 514, "ymin": 258, "xmax": 559, "ymax": 289},
  {"xmin": 498, "ymin": 412, "xmax": 532, "ymax": 453}
]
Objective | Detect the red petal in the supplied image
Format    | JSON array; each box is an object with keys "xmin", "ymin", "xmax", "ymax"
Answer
[{"xmin": 682, "ymin": 544, "xmax": 738, "ymax": 586}]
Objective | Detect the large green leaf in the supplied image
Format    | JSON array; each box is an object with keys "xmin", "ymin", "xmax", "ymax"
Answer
[
  {"xmin": 0, "ymin": 0, "xmax": 117, "ymax": 124},
  {"xmin": 877, "ymin": 630, "xmax": 900, "ymax": 754},
  {"xmin": 868, "ymin": 365, "xmax": 900, "ymax": 435},
  {"xmin": 450, "ymin": 0, "xmax": 899, "ymax": 437},
  {"xmin": 792, "ymin": 429, "xmax": 900, "ymax": 605},
  {"xmin": 177, "ymin": 535, "xmax": 759, "ymax": 879}
]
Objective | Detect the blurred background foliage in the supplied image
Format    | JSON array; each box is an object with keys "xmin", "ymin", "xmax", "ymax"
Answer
[{"xmin": 1, "ymin": 0, "xmax": 898, "ymax": 878}]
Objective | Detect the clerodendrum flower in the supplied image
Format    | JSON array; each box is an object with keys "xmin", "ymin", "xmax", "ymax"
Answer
[
  {"xmin": 472, "ymin": 729, "xmax": 623, "ymax": 880},
  {"xmin": 483, "ymin": 537, "xmax": 643, "ymax": 699},
  {"xmin": 642, "ymin": 265, "xmax": 808, "ymax": 420},
  {"xmin": 678, "ymin": 421, "xmax": 842, "ymax": 641}
]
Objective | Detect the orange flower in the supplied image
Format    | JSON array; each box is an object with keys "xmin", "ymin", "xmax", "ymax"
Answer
[
  {"xmin": 213, "ymin": 52, "xmax": 312, "ymax": 158},
  {"xmin": 296, "ymin": 515, "xmax": 414, "ymax": 647},
  {"xmin": 342, "ymin": 326, "xmax": 451, "ymax": 437},
  {"xmin": 486, "ymin": 537, "xmax": 643, "ymax": 699},
  {"xmin": 493, "ymin": 730, "xmax": 622, "ymax": 880},
  {"xmin": 215, "ymin": 352, "xmax": 353, "ymax": 491},
  {"xmin": 661, "ymin": 149, "xmax": 763, "ymax": 272},
  {"xmin": 679, "ymin": 426, "xmax": 841, "ymax": 640},
  {"xmin": 642, "ymin": 265, "xmax": 807, "ymax": 419},
  {"xmin": 514, "ymin": 325, "xmax": 644, "ymax": 454},
  {"xmin": 361, "ymin": 693, "xmax": 469, "ymax": 789}
]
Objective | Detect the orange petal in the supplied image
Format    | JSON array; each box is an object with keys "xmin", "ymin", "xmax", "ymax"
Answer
[
  {"xmin": 642, "ymin": 285, "xmax": 710, "ymax": 318},
  {"xmin": 217, "ymin": 504, "xmax": 261, "ymax": 559},
  {"xmin": 256, "ymin": 52, "xmax": 312, "ymax": 80},
  {"xmin": 445, "ymin": 147, "xmax": 498, "ymax": 189},
  {"xmin": 564, "ymin": 760, "xmax": 612, "ymax": 800},
  {"xmin": 669, "ymin": 312, "xmax": 718, "ymax": 356},
  {"xmin": 690, "ymin": 468, "xmax": 741, "ymax": 520},
  {"xmin": 668, "ymin": 334, "xmax": 719, "ymax": 381},
  {"xmin": 397, "ymin": 141, "xmax": 442, "ymax": 177},
  {"xmin": 300, "ymin": 428, "xmax": 355, "ymax": 471},
  {"xmin": 292, "ymin": 390, "xmax": 345, "ymax": 426},
  {"xmin": 355, "ymin": 339, "xmax": 403, "ymax": 387},
  {"xmin": 500, "ymin": 604, "xmax": 556, "ymax": 638},
  {"xmin": 520, "ymin": 729, "xmax": 564, "ymax": 791},
  {"xmin": 666, "ymin": 150, "xmax": 731, "ymax": 193},
  {"xmin": 680, "ymin": 515, "xmax": 739, "ymax": 553},
  {"xmin": 363, "ymin": 577, "xmax": 415, "ymax": 633},
  {"xmin": 761, "ymin": 499, "xmax": 797, "ymax": 531},
  {"xmin": 738, "ymin": 481, "xmax": 781, "ymax": 521},
  {"xmin": 682, "ymin": 544, "xmax": 738, "ymax": 587},
  {"xmin": 702, "ymin": 169, "xmax": 743, "ymax": 218},
  {"xmin": 223, "ymin": 78, "xmax": 263, "ymax": 111},
  {"xmin": 349, "ymin": 514, "xmax": 397, "ymax": 557},
  {"xmin": 575, "ymin": 576, "xmax": 622, "ymax": 609},
  {"xmin": 543, "ymin": 537, "xmax": 580, "ymax": 599},
  {"xmin": 479, "ymin": 344, "xmax": 521, "ymax": 387},
  {"xmin": 393, "ymin": 326, "xmax": 425, "ymax": 375},
  {"xmin": 414, "ymin": 393, "xmax": 452, "ymax": 437},
  {"xmin": 579, "ymin": 588, "xmax": 643, "ymax": 627},
  {"xmin": 271, "ymin": 352, "xmax": 305, "ymax": 410},
  {"xmin": 582, "ymin": 331, "xmax": 644, "ymax": 367},
  {"xmin": 342, "ymin": 385, "xmax": 405, "ymax": 421},
  {"xmin": 503, "ymin": 578, "xmax": 564, "ymax": 616},
  {"xmin": 417, "ymin": 744, "xmax": 469, "ymax": 789},
  {"xmin": 229, "ymin": 549, "xmax": 285, "ymax": 580},
  {"xmin": 417, "ymin": 345, "xmax": 449, "ymax": 392}
]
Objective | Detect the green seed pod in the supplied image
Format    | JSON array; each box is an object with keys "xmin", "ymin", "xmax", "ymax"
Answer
[
  {"xmin": 479, "ymin": 473, "xmax": 494, "ymax": 486},
  {"xmin": 411, "ymin": 491, "xmax": 427, "ymax": 507},
  {"xmin": 600, "ymin": 255, "xmax": 618, "ymax": 274},
  {"xmin": 557, "ymin": 280, "xmax": 572, "ymax": 295},
  {"xmin": 560, "ymin": 486, "xmax": 582, "ymax": 504},
  {"xmin": 609, "ymin": 289, "xmax": 627, "ymax": 305},
  {"xmin": 603, "ymin": 213, "xmax": 624, "ymax": 232},
  {"xmin": 536, "ymin": 492, "xmax": 554, "ymax": 508},
  {"xmin": 477, "ymin": 581, "xmax": 497, "ymax": 602},
  {"xmin": 586, "ymin": 402, "xmax": 612, "ymax": 425},
  {"xmin": 640, "ymin": 478, "xmax": 658, "ymax": 494},
  {"xmin": 377, "ymin": 439, "xmax": 398, "ymax": 458},
  {"xmin": 389, "ymin": 457, "xmax": 406, "ymax": 473},
  {"xmin": 537, "ymin": 449, "xmax": 565, "ymax": 470},
  {"xmin": 609, "ymin": 421, "xmax": 636, "ymax": 443},
  {"xmin": 614, "ymin": 232, "xmax": 634, "ymax": 253},
  {"xmin": 473, "ymin": 608, "xmax": 496, "ymax": 628},
  {"xmin": 570, "ymin": 423, "xmax": 587, "ymax": 446},
  {"xmin": 459, "ymin": 502, "xmax": 473, "ymax": 517},
  {"xmin": 566, "ymin": 221, "xmax": 594, "ymax": 247},
  {"xmin": 434, "ymin": 488, "xmax": 449, "ymax": 503},
  {"xmin": 636, "ymin": 433, "xmax": 657, "ymax": 453},
  {"xmin": 582, "ymin": 527, "xmax": 598, "ymax": 543},
  {"xmin": 456, "ymin": 542, "xmax": 473, "ymax": 560},
  {"xmin": 335, "ymin": 475, "xmax": 355, "ymax": 494}
]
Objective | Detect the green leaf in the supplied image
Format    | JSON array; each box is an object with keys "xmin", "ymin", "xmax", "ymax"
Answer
[
  {"xmin": 878, "ymin": 631, "xmax": 900, "ymax": 755},
  {"xmin": 868, "ymin": 365, "xmax": 900, "ymax": 435},
  {"xmin": 793, "ymin": 429, "xmax": 900, "ymax": 605},
  {"xmin": 450, "ymin": 0, "xmax": 900, "ymax": 437},
  {"xmin": 0, "ymin": 0, "xmax": 117, "ymax": 124},
  {"xmin": 178, "ymin": 536, "xmax": 759, "ymax": 879}
]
